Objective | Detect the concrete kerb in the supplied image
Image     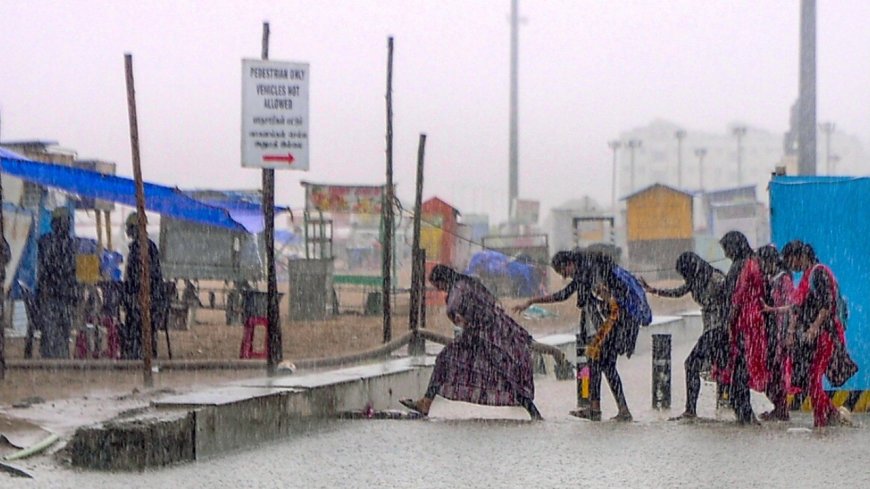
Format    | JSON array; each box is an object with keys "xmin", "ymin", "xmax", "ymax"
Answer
[
  {"xmin": 66, "ymin": 318, "xmax": 682, "ymax": 471},
  {"xmin": 66, "ymin": 356, "xmax": 436, "ymax": 470}
]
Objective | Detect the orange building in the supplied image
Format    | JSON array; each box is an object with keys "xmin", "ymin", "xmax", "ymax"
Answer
[{"xmin": 624, "ymin": 184, "xmax": 694, "ymax": 276}]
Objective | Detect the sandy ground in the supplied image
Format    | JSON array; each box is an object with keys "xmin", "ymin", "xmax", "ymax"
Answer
[{"xmin": 0, "ymin": 277, "xmax": 696, "ymax": 407}]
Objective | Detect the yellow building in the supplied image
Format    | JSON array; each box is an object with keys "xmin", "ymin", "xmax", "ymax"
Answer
[{"xmin": 624, "ymin": 184, "xmax": 693, "ymax": 275}]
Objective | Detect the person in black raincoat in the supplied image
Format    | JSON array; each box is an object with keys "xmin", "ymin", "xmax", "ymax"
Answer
[
  {"xmin": 36, "ymin": 208, "xmax": 78, "ymax": 358},
  {"xmin": 642, "ymin": 251, "xmax": 728, "ymax": 419},
  {"xmin": 122, "ymin": 212, "xmax": 164, "ymax": 360}
]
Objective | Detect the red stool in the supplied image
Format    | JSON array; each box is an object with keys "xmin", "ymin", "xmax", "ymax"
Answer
[
  {"xmin": 239, "ymin": 316, "xmax": 268, "ymax": 359},
  {"xmin": 102, "ymin": 316, "xmax": 121, "ymax": 360}
]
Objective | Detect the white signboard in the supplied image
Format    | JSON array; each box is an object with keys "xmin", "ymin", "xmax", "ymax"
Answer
[{"xmin": 241, "ymin": 59, "xmax": 310, "ymax": 170}]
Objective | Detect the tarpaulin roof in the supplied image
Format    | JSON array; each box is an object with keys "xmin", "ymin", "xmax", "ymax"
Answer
[{"xmin": 0, "ymin": 147, "xmax": 280, "ymax": 233}]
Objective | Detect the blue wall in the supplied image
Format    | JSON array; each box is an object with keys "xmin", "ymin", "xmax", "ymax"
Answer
[{"xmin": 770, "ymin": 176, "xmax": 869, "ymax": 390}]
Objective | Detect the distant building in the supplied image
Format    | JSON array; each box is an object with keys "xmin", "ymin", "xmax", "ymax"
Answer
[
  {"xmin": 624, "ymin": 184, "xmax": 693, "ymax": 277},
  {"xmin": 614, "ymin": 119, "xmax": 867, "ymax": 204},
  {"xmin": 545, "ymin": 196, "xmax": 609, "ymax": 255}
]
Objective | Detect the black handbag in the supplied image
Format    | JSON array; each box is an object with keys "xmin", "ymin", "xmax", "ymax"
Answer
[{"xmin": 826, "ymin": 340, "xmax": 858, "ymax": 388}]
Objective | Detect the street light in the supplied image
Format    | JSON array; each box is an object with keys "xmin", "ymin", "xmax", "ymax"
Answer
[
  {"xmin": 732, "ymin": 126, "xmax": 747, "ymax": 186},
  {"xmin": 608, "ymin": 140, "xmax": 621, "ymax": 221},
  {"xmin": 626, "ymin": 139, "xmax": 642, "ymax": 192},
  {"xmin": 819, "ymin": 122, "xmax": 835, "ymax": 174},
  {"xmin": 675, "ymin": 129, "xmax": 686, "ymax": 188},
  {"xmin": 694, "ymin": 147, "xmax": 707, "ymax": 191}
]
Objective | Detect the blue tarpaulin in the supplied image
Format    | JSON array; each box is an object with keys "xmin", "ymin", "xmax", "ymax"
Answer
[
  {"xmin": 0, "ymin": 147, "xmax": 279, "ymax": 233},
  {"xmin": 770, "ymin": 175, "xmax": 869, "ymax": 391}
]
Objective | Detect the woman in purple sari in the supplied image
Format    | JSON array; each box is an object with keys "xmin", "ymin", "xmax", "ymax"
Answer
[{"xmin": 401, "ymin": 264, "xmax": 542, "ymax": 420}]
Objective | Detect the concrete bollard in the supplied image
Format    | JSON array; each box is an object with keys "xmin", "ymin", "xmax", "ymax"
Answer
[
  {"xmin": 576, "ymin": 332, "xmax": 590, "ymax": 410},
  {"xmin": 652, "ymin": 333, "xmax": 671, "ymax": 410}
]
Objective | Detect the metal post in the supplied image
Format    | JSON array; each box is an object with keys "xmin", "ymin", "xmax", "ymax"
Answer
[
  {"xmin": 797, "ymin": 0, "xmax": 817, "ymax": 176},
  {"xmin": 652, "ymin": 333, "xmax": 672, "ymax": 409},
  {"xmin": 575, "ymin": 314, "xmax": 590, "ymax": 410},
  {"xmin": 508, "ymin": 0, "xmax": 519, "ymax": 219},
  {"xmin": 608, "ymin": 140, "xmax": 621, "ymax": 224},
  {"xmin": 261, "ymin": 22, "xmax": 282, "ymax": 374},
  {"xmin": 732, "ymin": 126, "xmax": 747, "ymax": 186},
  {"xmin": 626, "ymin": 139, "xmax": 642, "ymax": 193},
  {"xmin": 694, "ymin": 148, "xmax": 707, "ymax": 191},
  {"xmin": 819, "ymin": 122, "xmax": 834, "ymax": 174},
  {"xmin": 409, "ymin": 134, "xmax": 426, "ymax": 356},
  {"xmin": 382, "ymin": 37, "xmax": 394, "ymax": 343},
  {"xmin": 675, "ymin": 129, "xmax": 686, "ymax": 188},
  {"xmin": 124, "ymin": 53, "xmax": 153, "ymax": 387}
]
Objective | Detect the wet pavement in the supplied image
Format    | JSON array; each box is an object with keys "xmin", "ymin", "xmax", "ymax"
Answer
[{"xmin": 13, "ymin": 327, "xmax": 870, "ymax": 488}]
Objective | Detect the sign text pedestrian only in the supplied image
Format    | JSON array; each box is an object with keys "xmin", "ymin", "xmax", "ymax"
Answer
[{"xmin": 241, "ymin": 59, "xmax": 310, "ymax": 170}]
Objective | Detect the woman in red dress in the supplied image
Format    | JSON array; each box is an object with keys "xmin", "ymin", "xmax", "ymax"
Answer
[
  {"xmin": 782, "ymin": 241, "xmax": 846, "ymax": 428},
  {"xmin": 720, "ymin": 231, "xmax": 768, "ymax": 424}
]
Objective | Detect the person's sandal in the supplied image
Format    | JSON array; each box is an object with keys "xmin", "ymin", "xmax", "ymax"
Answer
[
  {"xmin": 611, "ymin": 411, "xmax": 633, "ymax": 422},
  {"xmin": 399, "ymin": 398, "xmax": 428, "ymax": 416},
  {"xmin": 668, "ymin": 412, "xmax": 697, "ymax": 421},
  {"xmin": 569, "ymin": 408, "xmax": 602, "ymax": 421}
]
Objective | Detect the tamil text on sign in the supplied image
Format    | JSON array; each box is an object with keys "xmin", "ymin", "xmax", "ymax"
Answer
[{"xmin": 241, "ymin": 59, "xmax": 310, "ymax": 170}]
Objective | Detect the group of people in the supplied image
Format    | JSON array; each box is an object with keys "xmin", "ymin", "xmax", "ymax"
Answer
[
  {"xmin": 35, "ymin": 209, "xmax": 165, "ymax": 360},
  {"xmin": 402, "ymin": 230, "xmax": 853, "ymax": 428},
  {"xmin": 648, "ymin": 231, "xmax": 851, "ymax": 427}
]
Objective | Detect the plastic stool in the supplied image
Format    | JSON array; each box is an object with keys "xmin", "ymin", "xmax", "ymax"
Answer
[{"xmin": 239, "ymin": 316, "xmax": 268, "ymax": 359}]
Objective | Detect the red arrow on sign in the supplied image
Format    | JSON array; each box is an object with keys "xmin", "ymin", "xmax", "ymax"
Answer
[{"xmin": 262, "ymin": 153, "xmax": 295, "ymax": 164}]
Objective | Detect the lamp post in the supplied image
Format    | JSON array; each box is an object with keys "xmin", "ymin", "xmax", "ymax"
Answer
[
  {"xmin": 732, "ymin": 126, "xmax": 747, "ymax": 186},
  {"xmin": 694, "ymin": 148, "xmax": 707, "ymax": 191},
  {"xmin": 608, "ymin": 140, "xmax": 621, "ymax": 221},
  {"xmin": 819, "ymin": 121, "xmax": 835, "ymax": 174},
  {"xmin": 626, "ymin": 139, "xmax": 642, "ymax": 193},
  {"xmin": 675, "ymin": 129, "xmax": 686, "ymax": 188}
]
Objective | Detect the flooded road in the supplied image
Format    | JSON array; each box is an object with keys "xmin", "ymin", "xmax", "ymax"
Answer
[{"xmin": 17, "ymin": 331, "xmax": 870, "ymax": 488}]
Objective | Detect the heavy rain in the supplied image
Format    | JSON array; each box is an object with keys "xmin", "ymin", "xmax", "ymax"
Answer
[{"xmin": 0, "ymin": 1, "xmax": 869, "ymax": 487}]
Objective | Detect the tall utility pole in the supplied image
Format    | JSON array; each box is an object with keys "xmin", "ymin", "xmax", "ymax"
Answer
[
  {"xmin": 674, "ymin": 129, "xmax": 686, "ymax": 188},
  {"xmin": 508, "ymin": 0, "xmax": 519, "ymax": 220},
  {"xmin": 732, "ymin": 126, "xmax": 747, "ymax": 186},
  {"xmin": 608, "ymin": 141, "xmax": 621, "ymax": 221},
  {"xmin": 626, "ymin": 139, "xmax": 642, "ymax": 193},
  {"xmin": 798, "ymin": 0, "xmax": 817, "ymax": 175},
  {"xmin": 819, "ymin": 121, "xmax": 835, "ymax": 174},
  {"xmin": 694, "ymin": 148, "xmax": 707, "ymax": 191}
]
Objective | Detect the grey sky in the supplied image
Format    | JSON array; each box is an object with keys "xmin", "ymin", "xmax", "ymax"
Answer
[{"xmin": 1, "ymin": 0, "xmax": 868, "ymax": 223}]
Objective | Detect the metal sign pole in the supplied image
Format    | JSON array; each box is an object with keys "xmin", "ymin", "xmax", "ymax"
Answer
[
  {"xmin": 124, "ymin": 53, "xmax": 153, "ymax": 387},
  {"xmin": 260, "ymin": 22, "xmax": 283, "ymax": 375}
]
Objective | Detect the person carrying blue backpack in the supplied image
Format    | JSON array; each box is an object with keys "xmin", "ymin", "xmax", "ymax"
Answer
[{"xmin": 514, "ymin": 250, "xmax": 652, "ymax": 421}]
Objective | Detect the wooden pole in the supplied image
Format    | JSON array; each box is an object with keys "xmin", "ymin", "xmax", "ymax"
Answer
[
  {"xmin": 104, "ymin": 210, "xmax": 113, "ymax": 251},
  {"xmin": 0, "ymin": 116, "xmax": 6, "ymax": 380},
  {"xmin": 382, "ymin": 37, "xmax": 395, "ymax": 343},
  {"xmin": 95, "ymin": 209, "xmax": 104, "ymax": 251},
  {"xmin": 261, "ymin": 22, "xmax": 282, "ymax": 374},
  {"xmin": 124, "ymin": 53, "xmax": 153, "ymax": 387},
  {"xmin": 408, "ymin": 134, "xmax": 426, "ymax": 355}
]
